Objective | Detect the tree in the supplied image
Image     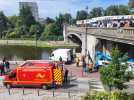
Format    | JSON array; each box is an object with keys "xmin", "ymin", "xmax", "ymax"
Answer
[
  {"xmin": 63, "ymin": 13, "xmax": 72, "ymax": 24},
  {"xmin": 0, "ymin": 11, "xmax": 9, "ymax": 38},
  {"xmin": 100, "ymin": 48, "xmax": 131, "ymax": 91},
  {"xmin": 55, "ymin": 14, "xmax": 64, "ymax": 35},
  {"xmin": 128, "ymin": 0, "xmax": 134, "ymax": 9},
  {"xmin": 105, "ymin": 5, "xmax": 120, "ymax": 15},
  {"xmin": 19, "ymin": 6, "xmax": 36, "ymax": 27},
  {"xmin": 118, "ymin": 5, "xmax": 130, "ymax": 15},
  {"xmin": 89, "ymin": 7, "xmax": 104, "ymax": 18},
  {"xmin": 43, "ymin": 23, "xmax": 58, "ymax": 38},
  {"xmin": 71, "ymin": 18, "xmax": 76, "ymax": 25},
  {"xmin": 8, "ymin": 15, "xmax": 18, "ymax": 28},
  {"xmin": 45, "ymin": 17, "xmax": 55, "ymax": 25},
  {"xmin": 105, "ymin": 5, "xmax": 130, "ymax": 16},
  {"xmin": 76, "ymin": 10, "xmax": 88, "ymax": 20},
  {"xmin": 29, "ymin": 23, "xmax": 43, "ymax": 39},
  {"xmin": 15, "ymin": 25, "xmax": 28, "ymax": 37}
]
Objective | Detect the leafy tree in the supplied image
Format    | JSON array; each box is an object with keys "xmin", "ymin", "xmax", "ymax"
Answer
[
  {"xmin": 128, "ymin": 0, "xmax": 134, "ymax": 9},
  {"xmin": 15, "ymin": 25, "xmax": 28, "ymax": 37},
  {"xmin": 29, "ymin": 23, "xmax": 43, "ymax": 39},
  {"xmin": 55, "ymin": 14, "xmax": 64, "ymax": 35},
  {"xmin": 118, "ymin": 5, "xmax": 130, "ymax": 15},
  {"xmin": 100, "ymin": 48, "xmax": 131, "ymax": 91},
  {"xmin": 105, "ymin": 5, "xmax": 120, "ymax": 15},
  {"xmin": 0, "ymin": 11, "xmax": 9, "ymax": 38},
  {"xmin": 8, "ymin": 15, "xmax": 18, "ymax": 28},
  {"xmin": 43, "ymin": 23, "xmax": 58, "ymax": 38},
  {"xmin": 76, "ymin": 10, "xmax": 88, "ymax": 20},
  {"xmin": 89, "ymin": 7, "xmax": 104, "ymax": 18},
  {"xmin": 105, "ymin": 5, "xmax": 130, "ymax": 16},
  {"xmin": 19, "ymin": 6, "xmax": 36, "ymax": 27},
  {"xmin": 63, "ymin": 13, "xmax": 72, "ymax": 24},
  {"xmin": 6, "ymin": 31, "xmax": 20, "ymax": 38},
  {"xmin": 45, "ymin": 17, "xmax": 55, "ymax": 25}
]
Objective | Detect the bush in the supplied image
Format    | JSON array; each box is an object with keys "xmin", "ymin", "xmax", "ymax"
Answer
[
  {"xmin": 6, "ymin": 31, "xmax": 20, "ymax": 38},
  {"xmin": 82, "ymin": 91, "xmax": 134, "ymax": 100},
  {"xmin": 99, "ymin": 48, "xmax": 132, "ymax": 91}
]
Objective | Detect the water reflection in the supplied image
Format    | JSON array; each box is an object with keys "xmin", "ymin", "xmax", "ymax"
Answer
[{"xmin": 0, "ymin": 45, "xmax": 51, "ymax": 61}]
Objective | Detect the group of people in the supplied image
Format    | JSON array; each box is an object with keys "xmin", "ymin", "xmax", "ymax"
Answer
[
  {"xmin": 75, "ymin": 55, "xmax": 93, "ymax": 76},
  {"xmin": 96, "ymin": 20, "xmax": 134, "ymax": 28},
  {"xmin": 0, "ymin": 58, "xmax": 10, "ymax": 76},
  {"xmin": 59, "ymin": 56, "xmax": 69, "ymax": 85},
  {"xmin": 88, "ymin": 20, "xmax": 134, "ymax": 28},
  {"xmin": 52, "ymin": 56, "xmax": 69, "ymax": 85}
]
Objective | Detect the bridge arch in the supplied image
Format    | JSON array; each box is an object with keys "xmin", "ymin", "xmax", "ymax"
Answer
[
  {"xmin": 66, "ymin": 32, "xmax": 82, "ymax": 42},
  {"xmin": 66, "ymin": 32, "xmax": 82, "ymax": 52}
]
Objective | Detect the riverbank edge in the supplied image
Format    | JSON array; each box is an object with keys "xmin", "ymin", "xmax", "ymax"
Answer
[{"xmin": 0, "ymin": 40, "xmax": 78, "ymax": 48}]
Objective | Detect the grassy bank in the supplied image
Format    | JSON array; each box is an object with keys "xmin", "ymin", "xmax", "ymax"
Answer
[{"xmin": 0, "ymin": 40, "xmax": 78, "ymax": 48}]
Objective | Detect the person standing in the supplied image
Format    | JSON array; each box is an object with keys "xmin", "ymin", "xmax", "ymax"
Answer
[
  {"xmin": 5, "ymin": 60, "xmax": 10, "ymax": 72},
  {"xmin": 64, "ymin": 68, "xmax": 69, "ymax": 85},
  {"xmin": 76, "ymin": 57, "xmax": 80, "ymax": 67},
  {"xmin": 82, "ymin": 56, "xmax": 87, "ymax": 76},
  {"xmin": 0, "ymin": 63, "xmax": 5, "ymax": 75},
  {"xmin": 59, "ymin": 56, "xmax": 62, "ymax": 62}
]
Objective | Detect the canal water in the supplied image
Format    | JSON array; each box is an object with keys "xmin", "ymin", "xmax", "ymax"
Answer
[{"xmin": 0, "ymin": 45, "xmax": 52, "ymax": 61}]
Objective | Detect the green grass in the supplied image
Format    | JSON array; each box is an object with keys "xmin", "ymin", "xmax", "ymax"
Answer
[{"xmin": 0, "ymin": 40, "xmax": 78, "ymax": 48}]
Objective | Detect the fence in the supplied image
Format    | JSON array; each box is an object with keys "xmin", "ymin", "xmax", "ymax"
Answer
[{"xmin": 0, "ymin": 71, "xmax": 83, "ymax": 100}]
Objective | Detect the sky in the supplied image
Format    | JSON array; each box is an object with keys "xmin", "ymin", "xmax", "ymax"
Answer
[{"xmin": 0, "ymin": 0, "xmax": 129, "ymax": 18}]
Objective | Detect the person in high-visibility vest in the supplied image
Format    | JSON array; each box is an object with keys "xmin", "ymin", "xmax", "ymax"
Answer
[{"xmin": 76, "ymin": 57, "xmax": 80, "ymax": 67}]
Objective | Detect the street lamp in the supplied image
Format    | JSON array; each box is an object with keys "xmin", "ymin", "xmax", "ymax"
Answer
[
  {"xmin": 35, "ymin": 30, "xmax": 39, "ymax": 47},
  {"xmin": 85, "ymin": 6, "xmax": 88, "ymax": 57}
]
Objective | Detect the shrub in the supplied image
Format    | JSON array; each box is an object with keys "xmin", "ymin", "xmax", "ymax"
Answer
[
  {"xmin": 6, "ymin": 31, "xmax": 20, "ymax": 38},
  {"xmin": 99, "ymin": 48, "xmax": 132, "ymax": 91},
  {"xmin": 82, "ymin": 91, "xmax": 134, "ymax": 100}
]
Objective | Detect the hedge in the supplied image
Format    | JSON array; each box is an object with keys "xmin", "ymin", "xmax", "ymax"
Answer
[{"xmin": 82, "ymin": 91, "xmax": 134, "ymax": 100}]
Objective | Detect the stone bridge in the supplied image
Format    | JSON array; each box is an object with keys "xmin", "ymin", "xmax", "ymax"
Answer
[{"xmin": 63, "ymin": 25, "xmax": 134, "ymax": 61}]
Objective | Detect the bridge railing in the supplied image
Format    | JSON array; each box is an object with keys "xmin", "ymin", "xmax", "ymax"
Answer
[{"xmin": 66, "ymin": 26, "xmax": 134, "ymax": 41}]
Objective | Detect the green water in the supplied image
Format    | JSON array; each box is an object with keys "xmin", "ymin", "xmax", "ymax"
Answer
[{"xmin": 0, "ymin": 45, "xmax": 52, "ymax": 61}]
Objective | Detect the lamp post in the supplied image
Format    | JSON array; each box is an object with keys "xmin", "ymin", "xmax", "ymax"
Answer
[
  {"xmin": 85, "ymin": 6, "xmax": 88, "ymax": 57},
  {"xmin": 35, "ymin": 30, "xmax": 39, "ymax": 47}
]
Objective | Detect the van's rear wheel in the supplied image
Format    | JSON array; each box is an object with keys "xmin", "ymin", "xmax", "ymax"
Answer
[{"xmin": 42, "ymin": 85, "xmax": 47, "ymax": 90}]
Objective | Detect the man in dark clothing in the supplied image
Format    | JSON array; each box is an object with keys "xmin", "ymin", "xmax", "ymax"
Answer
[
  {"xmin": 59, "ymin": 56, "xmax": 62, "ymax": 62},
  {"xmin": 5, "ymin": 61, "xmax": 10, "ymax": 72},
  {"xmin": 2, "ymin": 57, "xmax": 6, "ymax": 63},
  {"xmin": 0, "ymin": 63, "xmax": 5, "ymax": 75},
  {"xmin": 64, "ymin": 68, "xmax": 69, "ymax": 84}
]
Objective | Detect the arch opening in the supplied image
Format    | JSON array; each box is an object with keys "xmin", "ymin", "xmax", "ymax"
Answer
[{"xmin": 67, "ymin": 34, "xmax": 82, "ymax": 53}]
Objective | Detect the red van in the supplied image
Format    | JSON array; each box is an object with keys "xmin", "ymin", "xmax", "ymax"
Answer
[{"xmin": 3, "ymin": 60, "xmax": 63, "ymax": 89}]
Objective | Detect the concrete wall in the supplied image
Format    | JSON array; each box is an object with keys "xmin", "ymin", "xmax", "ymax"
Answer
[{"xmin": 86, "ymin": 35, "xmax": 98, "ymax": 62}]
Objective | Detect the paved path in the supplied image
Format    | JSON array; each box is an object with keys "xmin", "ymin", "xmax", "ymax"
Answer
[{"xmin": 1, "ymin": 62, "xmax": 134, "ymax": 100}]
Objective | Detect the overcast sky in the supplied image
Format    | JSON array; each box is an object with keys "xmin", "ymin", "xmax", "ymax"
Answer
[{"xmin": 0, "ymin": 0, "xmax": 128, "ymax": 18}]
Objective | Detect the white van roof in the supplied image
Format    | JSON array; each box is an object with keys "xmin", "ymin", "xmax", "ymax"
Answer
[{"xmin": 52, "ymin": 49, "xmax": 71, "ymax": 54}]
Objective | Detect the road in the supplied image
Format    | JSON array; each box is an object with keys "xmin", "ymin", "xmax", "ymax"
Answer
[
  {"xmin": 1, "ymin": 63, "xmax": 134, "ymax": 100},
  {"xmin": 0, "ymin": 63, "xmax": 90, "ymax": 100}
]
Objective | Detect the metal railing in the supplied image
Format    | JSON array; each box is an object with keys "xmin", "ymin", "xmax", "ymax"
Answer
[{"xmin": 67, "ymin": 26, "xmax": 134, "ymax": 41}]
